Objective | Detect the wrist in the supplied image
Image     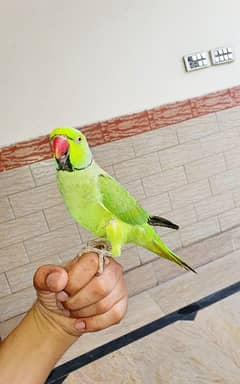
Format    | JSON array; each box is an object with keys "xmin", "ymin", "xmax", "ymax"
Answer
[
  {"xmin": 32, "ymin": 301, "xmax": 79, "ymax": 343},
  {"xmin": 0, "ymin": 303, "xmax": 78, "ymax": 384}
]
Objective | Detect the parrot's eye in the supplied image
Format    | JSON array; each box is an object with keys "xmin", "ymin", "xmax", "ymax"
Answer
[{"xmin": 75, "ymin": 136, "xmax": 82, "ymax": 143}]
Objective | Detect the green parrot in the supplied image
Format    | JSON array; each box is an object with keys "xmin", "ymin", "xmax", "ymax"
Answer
[{"xmin": 50, "ymin": 127, "xmax": 196, "ymax": 274}]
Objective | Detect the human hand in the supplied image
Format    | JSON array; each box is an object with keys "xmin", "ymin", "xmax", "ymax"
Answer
[{"xmin": 33, "ymin": 253, "xmax": 128, "ymax": 337}]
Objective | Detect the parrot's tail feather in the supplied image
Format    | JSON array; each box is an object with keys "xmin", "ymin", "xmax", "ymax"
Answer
[
  {"xmin": 148, "ymin": 215, "xmax": 179, "ymax": 230},
  {"xmin": 153, "ymin": 240, "xmax": 196, "ymax": 273}
]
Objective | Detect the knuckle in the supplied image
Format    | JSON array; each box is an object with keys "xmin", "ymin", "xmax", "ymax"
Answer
[
  {"xmin": 63, "ymin": 300, "xmax": 77, "ymax": 311},
  {"xmin": 88, "ymin": 253, "xmax": 99, "ymax": 268},
  {"xmin": 97, "ymin": 299, "xmax": 111, "ymax": 314},
  {"xmin": 96, "ymin": 280, "xmax": 109, "ymax": 297},
  {"xmin": 113, "ymin": 259, "xmax": 123, "ymax": 273}
]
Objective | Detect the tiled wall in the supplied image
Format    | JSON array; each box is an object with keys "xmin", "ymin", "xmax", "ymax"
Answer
[{"xmin": 1, "ymin": 100, "xmax": 240, "ymax": 327}]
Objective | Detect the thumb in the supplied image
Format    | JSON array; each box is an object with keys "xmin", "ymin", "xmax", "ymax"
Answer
[{"xmin": 33, "ymin": 264, "xmax": 69, "ymax": 293}]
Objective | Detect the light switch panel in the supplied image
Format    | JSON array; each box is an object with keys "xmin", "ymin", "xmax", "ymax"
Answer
[
  {"xmin": 210, "ymin": 47, "xmax": 234, "ymax": 65},
  {"xmin": 183, "ymin": 51, "xmax": 210, "ymax": 72}
]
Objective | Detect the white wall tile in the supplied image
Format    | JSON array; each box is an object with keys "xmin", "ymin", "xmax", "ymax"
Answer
[
  {"xmin": 169, "ymin": 180, "xmax": 211, "ymax": 209},
  {"xmin": 0, "ymin": 212, "xmax": 48, "ymax": 249},
  {"xmin": 180, "ymin": 217, "xmax": 220, "ymax": 247},
  {"xmin": 176, "ymin": 114, "xmax": 218, "ymax": 143},
  {"xmin": 195, "ymin": 193, "xmax": 234, "ymax": 221},
  {"xmin": 143, "ymin": 166, "xmax": 187, "ymax": 196},
  {"xmin": 0, "ymin": 166, "xmax": 35, "ymax": 198},
  {"xmin": 114, "ymin": 153, "xmax": 160, "ymax": 184},
  {"xmin": 185, "ymin": 153, "xmax": 226, "ymax": 183},
  {"xmin": 132, "ymin": 126, "xmax": 178, "ymax": 156}
]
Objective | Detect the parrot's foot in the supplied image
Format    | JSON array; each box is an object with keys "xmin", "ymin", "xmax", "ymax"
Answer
[
  {"xmin": 87, "ymin": 239, "xmax": 112, "ymax": 252},
  {"xmin": 81, "ymin": 239, "xmax": 112, "ymax": 275}
]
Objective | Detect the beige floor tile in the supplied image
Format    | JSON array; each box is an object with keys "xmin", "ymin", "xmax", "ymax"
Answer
[
  {"xmin": 71, "ymin": 293, "xmax": 240, "ymax": 384},
  {"xmin": 149, "ymin": 251, "xmax": 240, "ymax": 314},
  {"xmin": 0, "ymin": 243, "xmax": 29, "ymax": 273},
  {"xmin": 58, "ymin": 290, "xmax": 163, "ymax": 366},
  {"xmin": 124, "ymin": 262, "xmax": 157, "ymax": 297}
]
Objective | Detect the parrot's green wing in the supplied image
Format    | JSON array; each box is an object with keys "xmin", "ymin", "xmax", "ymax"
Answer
[{"xmin": 98, "ymin": 174, "xmax": 149, "ymax": 225}]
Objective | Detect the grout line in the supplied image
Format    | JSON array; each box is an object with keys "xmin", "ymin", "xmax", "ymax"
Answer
[
  {"xmin": 28, "ymin": 164, "xmax": 37, "ymax": 187},
  {"xmin": 46, "ymin": 281, "xmax": 240, "ymax": 383},
  {"xmin": 6, "ymin": 196, "xmax": 16, "ymax": 220},
  {"xmin": 1, "ymin": 87, "xmax": 239, "ymax": 173}
]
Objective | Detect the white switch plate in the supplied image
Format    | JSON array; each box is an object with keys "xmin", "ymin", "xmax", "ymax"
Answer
[
  {"xmin": 210, "ymin": 47, "xmax": 234, "ymax": 65},
  {"xmin": 183, "ymin": 51, "xmax": 210, "ymax": 72}
]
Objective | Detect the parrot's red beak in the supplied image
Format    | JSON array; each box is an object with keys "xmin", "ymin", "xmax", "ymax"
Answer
[{"xmin": 52, "ymin": 136, "xmax": 69, "ymax": 159}]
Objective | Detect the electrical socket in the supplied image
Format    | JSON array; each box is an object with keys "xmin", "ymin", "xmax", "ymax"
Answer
[
  {"xmin": 210, "ymin": 47, "xmax": 234, "ymax": 65},
  {"xmin": 183, "ymin": 51, "xmax": 210, "ymax": 72}
]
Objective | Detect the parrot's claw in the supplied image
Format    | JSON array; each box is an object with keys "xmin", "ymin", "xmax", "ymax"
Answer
[
  {"xmin": 87, "ymin": 239, "xmax": 112, "ymax": 252},
  {"xmin": 81, "ymin": 239, "xmax": 112, "ymax": 275}
]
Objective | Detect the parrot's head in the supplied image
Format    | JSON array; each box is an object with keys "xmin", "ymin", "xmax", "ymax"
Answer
[{"xmin": 50, "ymin": 127, "xmax": 92, "ymax": 171}]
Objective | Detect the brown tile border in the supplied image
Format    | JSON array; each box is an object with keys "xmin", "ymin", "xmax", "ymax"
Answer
[{"xmin": 1, "ymin": 85, "xmax": 240, "ymax": 172}]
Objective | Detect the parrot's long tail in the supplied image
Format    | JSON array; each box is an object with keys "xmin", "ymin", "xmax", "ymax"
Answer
[
  {"xmin": 153, "ymin": 239, "xmax": 197, "ymax": 273},
  {"xmin": 148, "ymin": 215, "xmax": 179, "ymax": 230}
]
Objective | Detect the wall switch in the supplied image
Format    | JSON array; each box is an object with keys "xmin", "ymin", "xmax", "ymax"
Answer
[
  {"xmin": 210, "ymin": 47, "xmax": 234, "ymax": 65},
  {"xmin": 183, "ymin": 51, "xmax": 210, "ymax": 72}
]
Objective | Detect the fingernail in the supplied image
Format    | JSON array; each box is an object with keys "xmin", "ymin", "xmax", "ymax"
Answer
[
  {"xmin": 56, "ymin": 301, "xmax": 64, "ymax": 310},
  {"xmin": 75, "ymin": 321, "xmax": 86, "ymax": 330},
  {"xmin": 56, "ymin": 291, "xmax": 69, "ymax": 302},
  {"xmin": 46, "ymin": 272, "xmax": 61, "ymax": 289},
  {"xmin": 62, "ymin": 309, "xmax": 71, "ymax": 317}
]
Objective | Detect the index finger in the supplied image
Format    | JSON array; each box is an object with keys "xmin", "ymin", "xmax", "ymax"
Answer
[{"xmin": 64, "ymin": 252, "xmax": 99, "ymax": 296}]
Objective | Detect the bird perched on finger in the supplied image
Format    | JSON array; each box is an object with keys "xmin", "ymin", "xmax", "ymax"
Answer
[{"xmin": 50, "ymin": 127, "xmax": 196, "ymax": 275}]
